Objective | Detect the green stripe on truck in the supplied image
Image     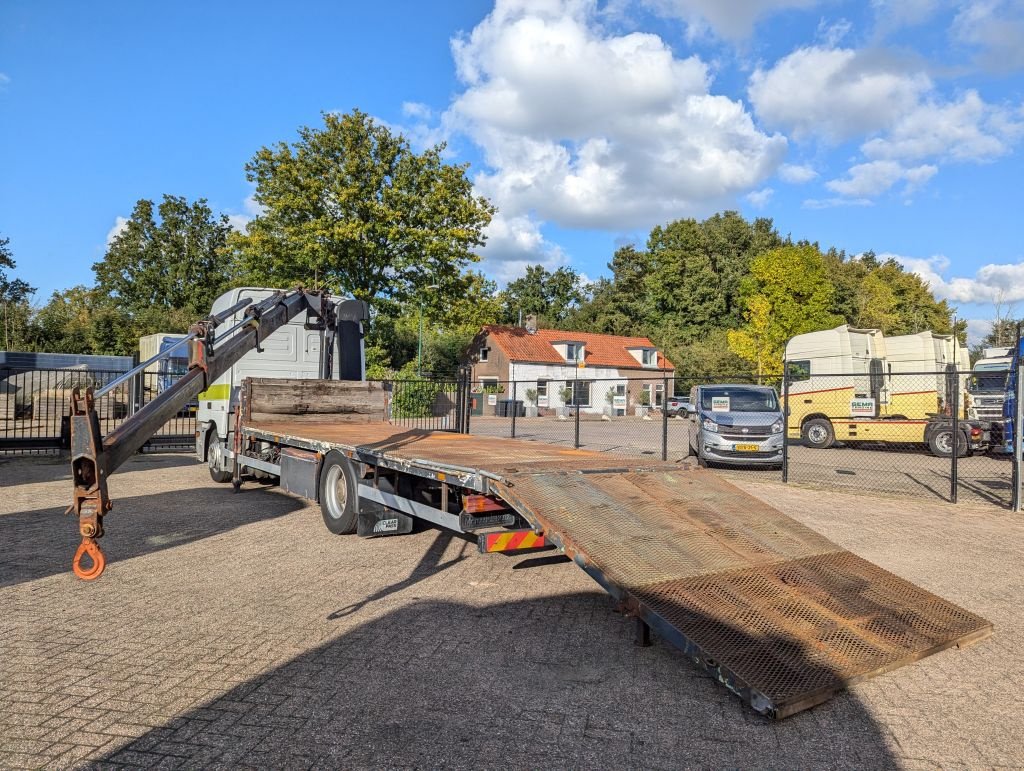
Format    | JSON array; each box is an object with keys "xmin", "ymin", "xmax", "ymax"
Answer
[{"xmin": 198, "ymin": 384, "xmax": 231, "ymax": 401}]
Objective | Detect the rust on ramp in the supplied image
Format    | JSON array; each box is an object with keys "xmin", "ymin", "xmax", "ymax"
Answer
[
  {"xmin": 494, "ymin": 469, "xmax": 991, "ymax": 718},
  {"xmin": 246, "ymin": 420, "xmax": 992, "ymax": 717}
]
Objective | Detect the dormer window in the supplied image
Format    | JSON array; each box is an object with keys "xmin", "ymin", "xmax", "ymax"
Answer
[
  {"xmin": 565, "ymin": 342, "xmax": 585, "ymax": 362},
  {"xmin": 641, "ymin": 349, "xmax": 656, "ymax": 367}
]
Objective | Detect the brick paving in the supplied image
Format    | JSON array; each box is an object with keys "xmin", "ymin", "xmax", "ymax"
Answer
[{"xmin": 1, "ymin": 453, "xmax": 1021, "ymax": 769}]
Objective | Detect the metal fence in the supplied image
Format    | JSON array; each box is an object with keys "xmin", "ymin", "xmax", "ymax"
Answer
[
  {"xmin": 0, "ymin": 367, "xmax": 195, "ymax": 454},
  {"xmin": 458, "ymin": 370, "xmax": 1017, "ymax": 509},
  {"xmin": 380, "ymin": 375, "xmax": 470, "ymax": 432}
]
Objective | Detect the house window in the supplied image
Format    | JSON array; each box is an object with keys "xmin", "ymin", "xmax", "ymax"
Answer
[
  {"xmin": 536, "ymin": 379, "xmax": 548, "ymax": 406},
  {"xmin": 479, "ymin": 347, "xmax": 490, "ymax": 363},
  {"xmin": 565, "ymin": 343, "xmax": 584, "ymax": 363},
  {"xmin": 642, "ymin": 349, "xmax": 657, "ymax": 367},
  {"xmin": 570, "ymin": 380, "xmax": 591, "ymax": 407},
  {"xmin": 642, "ymin": 383, "xmax": 665, "ymax": 407}
]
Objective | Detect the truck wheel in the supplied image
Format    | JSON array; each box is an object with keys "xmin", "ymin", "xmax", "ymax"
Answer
[
  {"xmin": 802, "ymin": 418, "xmax": 835, "ymax": 449},
  {"xmin": 928, "ymin": 429, "xmax": 968, "ymax": 458},
  {"xmin": 208, "ymin": 433, "xmax": 233, "ymax": 484},
  {"xmin": 319, "ymin": 453, "xmax": 359, "ymax": 535}
]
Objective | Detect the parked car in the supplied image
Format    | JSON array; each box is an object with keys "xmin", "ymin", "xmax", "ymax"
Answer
[
  {"xmin": 665, "ymin": 396, "xmax": 691, "ymax": 417},
  {"xmin": 686, "ymin": 384, "xmax": 784, "ymax": 468}
]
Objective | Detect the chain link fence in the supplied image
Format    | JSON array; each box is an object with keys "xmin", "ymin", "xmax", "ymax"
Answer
[{"xmin": 451, "ymin": 368, "xmax": 1017, "ymax": 509}]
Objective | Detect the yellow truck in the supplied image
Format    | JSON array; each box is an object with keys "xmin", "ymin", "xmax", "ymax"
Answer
[{"xmin": 784, "ymin": 325, "xmax": 980, "ymax": 456}]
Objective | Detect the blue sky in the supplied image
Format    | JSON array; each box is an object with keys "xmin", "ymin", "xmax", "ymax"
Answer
[{"xmin": 2, "ymin": 0, "xmax": 1023, "ymax": 343}]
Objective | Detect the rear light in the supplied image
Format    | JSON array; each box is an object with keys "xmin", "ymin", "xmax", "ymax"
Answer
[{"xmin": 971, "ymin": 427, "xmax": 982, "ymax": 438}]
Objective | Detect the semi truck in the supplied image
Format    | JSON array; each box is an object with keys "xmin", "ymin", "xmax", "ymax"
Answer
[
  {"xmin": 968, "ymin": 346, "xmax": 1012, "ymax": 421},
  {"xmin": 784, "ymin": 325, "xmax": 982, "ymax": 457},
  {"xmin": 64, "ymin": 288, "xmax": 990, "ymax": 719}
]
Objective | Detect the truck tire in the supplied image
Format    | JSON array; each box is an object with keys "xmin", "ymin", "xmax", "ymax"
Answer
[
  {"xmin": 208, "ymin": 432, "xmax": 233, "ymax": 484},
  {"xmin": 802, "ymin": 418, "xmax": 835, "ymax": 449},
  {"xmin": 319, "ymin": 453, "xmax": 359, "ymax": 535},
  {"xmin": 928, "ymin": 428, "xmax": 968, "ymax": 458}
]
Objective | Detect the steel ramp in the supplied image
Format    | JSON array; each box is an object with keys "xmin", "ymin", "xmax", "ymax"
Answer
[
  {"xmin": 493, "ymin": 467, "xmax": 992, "ymax": 718},
  {"xmin": 244, "ymin": 422, "xmax": 991, "ymax": 717}
]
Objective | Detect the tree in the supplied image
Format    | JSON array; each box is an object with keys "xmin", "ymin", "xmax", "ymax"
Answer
[
  {"xmin": 0, "ymin": 235, "xmax": 35, "ymax": 350},
  {"xmin": 727, "ymin": 245, "xmax": 843, "ymax": 377},
  {"xmin": 230, "ymin": 110, "xmax": 494, "ymax": 313},
  {"xmin": 94, "ymin": 195, "xmax": 233, "ymax": 316},
  {"xmin": 498, "ymin": 265, "xmax": 587, "ymax": 327}
]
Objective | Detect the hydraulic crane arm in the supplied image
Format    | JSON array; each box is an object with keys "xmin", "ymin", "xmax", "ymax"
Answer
[{"xmin": 67, "ymin": 288, "xmax": 340, "ymax": 580}]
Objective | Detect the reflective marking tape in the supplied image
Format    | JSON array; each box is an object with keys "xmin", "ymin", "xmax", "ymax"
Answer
[{"xmin": 480, "ymin": 530, "xmax": 546, "ymax": 553}]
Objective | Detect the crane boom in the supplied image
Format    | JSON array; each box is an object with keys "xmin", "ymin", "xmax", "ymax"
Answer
[{"xmin": 66, "ymin": 288, "xmax": 340, "ymax": 580}]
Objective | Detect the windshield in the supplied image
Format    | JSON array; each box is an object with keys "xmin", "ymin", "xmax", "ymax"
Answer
[
  {"xmin": 700, "ymin": 387, "xmax": 778, "ymax": 412},
  {"xmin": 970, "ymin": 373, "xmax": 1008, "ymax": 392}
]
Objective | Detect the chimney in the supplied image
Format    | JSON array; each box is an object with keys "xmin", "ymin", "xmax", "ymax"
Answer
[{"xmin": 524, "ymin": 314, "xmax": 538, "ymax": 334}]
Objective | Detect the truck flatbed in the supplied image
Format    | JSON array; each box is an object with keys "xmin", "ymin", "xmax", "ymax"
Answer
[{"xmin": 243, "ymin": 419, "xmax": 992, "ymax": 718}]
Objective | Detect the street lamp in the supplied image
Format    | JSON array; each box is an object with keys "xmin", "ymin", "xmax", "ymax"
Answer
[{"xmin": 417, "ymin": 284, "xmax": 440, "ymax": 376}]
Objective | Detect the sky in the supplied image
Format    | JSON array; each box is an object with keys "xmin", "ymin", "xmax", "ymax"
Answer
[{"xmin": 1, "ymin": 0, "xmax": 1023, "ymax": 344}]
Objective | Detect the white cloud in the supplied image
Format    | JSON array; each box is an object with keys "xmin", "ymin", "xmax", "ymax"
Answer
[
  {"xmin": 479, "ymin": 212, "xmax": 568, "ymax": 284},
  {"xmin": 449, "ymin": 0, "xmax": 787, "ymax": 230},
  {"xmin": 802, "ymin": 196, "xmax": 873, "ymax": 209},
  {"xmin": 778, "ymin": 162, "xmax": 818, "ymax": 183},
  {"xmin": 641, "ymin": 0, "xmax": 822, "ymax": 40},
  {"xmin": 861, "ymin": 90, "xmax": 1024, "ymax": 162},
  {"xmin": 745, "ymin": 187, "xmax": 774, "ymax": 207},
  {"xmin": 825, "ymin": 160, "xmax": 937, "ymax": 197},
  {"xmin": 752, "ymin": 40, "xmax": 1024, "ymax": 201},
  {"xmin": 748, "ymin": 46, "xmax": 932, "ymax": 141},
  {"xmin": 889, "ymin": 252, "xmax": 1024, "ymax": 304},
  {"xmin": 105, "ymin": 216, "xmax": 129, "ymax": 246},
  {"xmin": 966, "ymin": 318, "xmax": 993, "ymax": 346},
  {"xmin": 870, "ymin": 0, "xmax": 945, "ymax": 32},
  {"xmin": 953, "ymin": 0, "xmax": 1024, "ymax": 72},
  {"xmin": 226, "ymin": 193, "xmax": 264, "ymax": 232},
  {"xmin": 0, "ymin": 73, "xmax": 9, "ymax": 88},
  {"xmin": 401, "ymin": 101, "xmax": 434, "ymax": 120}
]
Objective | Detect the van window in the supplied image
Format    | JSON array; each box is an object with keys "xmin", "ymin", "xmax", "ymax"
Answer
[{"xmin": 700, "ymin": 387, "xmax": 778, "ymax": 412}]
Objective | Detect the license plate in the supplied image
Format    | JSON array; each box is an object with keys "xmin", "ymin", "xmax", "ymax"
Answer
[{"xmin": 734, "ymin": 444, "xmax": 760, "ymax": 452}]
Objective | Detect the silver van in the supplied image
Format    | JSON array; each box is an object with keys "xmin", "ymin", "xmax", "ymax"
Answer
[{"xmin": 687, "ymin": 384, "xmax": 784, "ymax": 468}]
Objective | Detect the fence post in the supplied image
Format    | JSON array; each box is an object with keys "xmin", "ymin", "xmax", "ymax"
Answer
[
  {"xmin": 951, "ymin": 369, "xmax": 959, "ymax": 504},
  {"xmin": 1014, "ymin": 324, "xmax": 1023, "ymax": 512},
  {"xmin": 463, "ymin": 369, "xmax": 472, "ymax": 435},
  {"xmin": 661, "ymin": 374, "xmax": 669, "ymax": 462},
  {"xmin": 511, "ymin": 380, "xmax": 517, "ymax": 439},
  {"xmin": 782, "ymin": 364, "xmax": 789, "ymax": 484},
  {"xmin": 574, "ymin": 384, "xmax": 581, "ymax": 449}
]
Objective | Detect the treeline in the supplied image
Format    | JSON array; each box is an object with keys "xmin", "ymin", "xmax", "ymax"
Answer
[
  {"xmin": 493, "ymin": 212, "xmax": 963, "ymax": 378},
  {"xmin": 0, "ymin": 110, "xmax": 970, "ymax": 379}
]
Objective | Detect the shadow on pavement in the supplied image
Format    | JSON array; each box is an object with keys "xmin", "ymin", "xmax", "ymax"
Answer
[
  {"xmin": 0, "ymin": 484, "xmax": 303, "ymax": 588},
  {"xmin": 97, "ymin": 592, "xmax": 900, "ymax": 768},
  {"xmin": 327, "ymin": 530, "xmax": 470, "ymax": 619}
]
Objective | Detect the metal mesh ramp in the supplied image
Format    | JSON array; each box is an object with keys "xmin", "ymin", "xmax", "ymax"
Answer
[{"xmin": 495, "ymin": 468, "xmax": 992, "ymax": 718}]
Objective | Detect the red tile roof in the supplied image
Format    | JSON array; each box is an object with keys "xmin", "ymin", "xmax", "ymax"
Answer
[{"xmin": 482, "ymin": 326, "xmax": 674, "ymax": 370}]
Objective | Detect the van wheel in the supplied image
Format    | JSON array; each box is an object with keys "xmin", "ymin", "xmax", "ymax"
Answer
[
  {"xmin": 319, "ymin": 453, "xmax": 359, "ymax": 535},
  {"xmin": 802, "ymin": 419, "xmax": 835, "ymax": 449},
  {"xmin": 208, "ymin": 433, "xmax": 233, "ymax": 484},
  {"xmin": 928, "ymin": 429, "xmax": 968, "ymax": 458}
]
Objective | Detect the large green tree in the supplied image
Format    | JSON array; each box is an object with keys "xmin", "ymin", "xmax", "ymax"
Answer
[
  {"xmin": 0, "ymin": 234, "xmax": 35, "ymax": 350},
  {"xmin": 498, "ymin": 265, "xmax": 587, "ymax": 326},
  {"xmin": 230, "ymin": 110, "xmax": 495, "ymax": 314},
  {"xmin": 728, "ymin": 244, "xmax": 843, "ymax": 377},
  {"xmin": 94, "ymin": 195, "xmax": 233, "ymax": 316}
]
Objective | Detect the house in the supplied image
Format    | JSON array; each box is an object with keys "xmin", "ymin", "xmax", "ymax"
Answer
[{"xmin": 467, "ymin": 320, "xmax": 675, "ymax": 416}]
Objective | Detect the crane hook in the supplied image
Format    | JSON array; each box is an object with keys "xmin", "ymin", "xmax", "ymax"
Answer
[{"xmin": 72, "ymin": 537, "xmax": 106, "ymax": 580}]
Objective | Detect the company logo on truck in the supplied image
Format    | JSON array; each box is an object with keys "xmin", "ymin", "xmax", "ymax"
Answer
[{"xmin": 850, "ymin": 399, "xmax": 875, "ymax": 417}]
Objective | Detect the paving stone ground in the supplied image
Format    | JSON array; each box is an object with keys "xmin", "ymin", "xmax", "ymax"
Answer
[{"xmin": 1, "ymin": 452, "xmax": 1021, "ymax": 769}]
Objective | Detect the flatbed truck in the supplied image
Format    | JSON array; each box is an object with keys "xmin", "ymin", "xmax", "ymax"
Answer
[{"xmin": 66, "ymin": 288, "xmax": 991, "ymax": 719}]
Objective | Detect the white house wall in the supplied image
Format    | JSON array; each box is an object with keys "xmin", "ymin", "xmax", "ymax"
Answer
[{"xmin": 506, "ymin": 363, "xmax": 666, "ymax": 415}]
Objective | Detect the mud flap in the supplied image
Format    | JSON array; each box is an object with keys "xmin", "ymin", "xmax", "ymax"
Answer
[{"xmin": 357, "ymin": 500, "xmax": 414, "ymax": 537}]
